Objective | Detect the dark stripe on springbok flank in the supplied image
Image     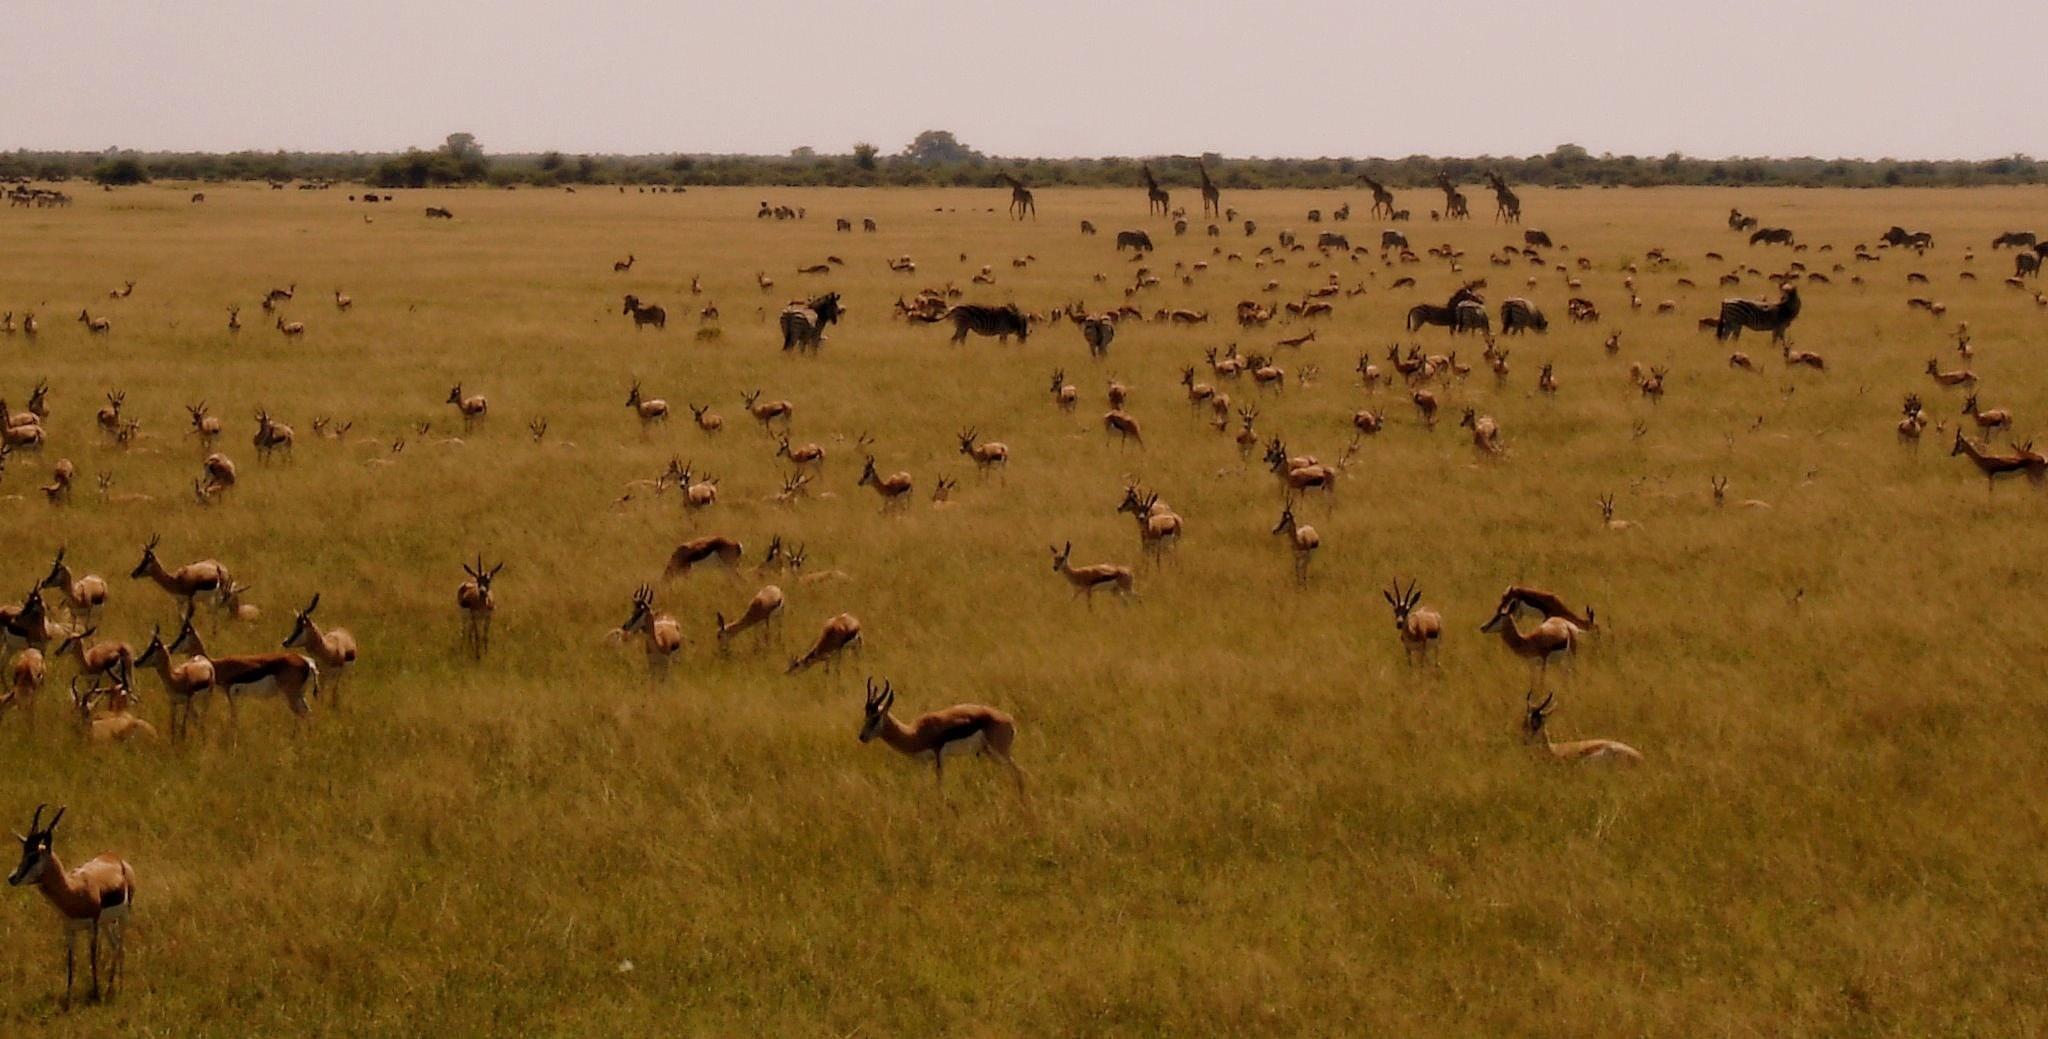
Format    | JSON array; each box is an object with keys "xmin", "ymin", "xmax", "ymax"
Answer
[
  {"xmin": 934, "ymin": 717, "xmax": 991, "ymax": 747},
  {"xmin": 210, "ymin": 654, "xmax": 307, "ymax": 685}
]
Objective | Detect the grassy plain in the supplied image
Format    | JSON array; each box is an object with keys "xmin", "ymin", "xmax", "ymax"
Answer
[{"xmin": 0, "ymin": 182, "xmax": 2046, "ymax": 1036}]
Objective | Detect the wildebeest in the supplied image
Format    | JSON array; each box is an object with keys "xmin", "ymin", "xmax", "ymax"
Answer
[
  {"xmin": 1381, "ymin": 230, "xmax": 1408, "ymax": 250},
  {"xmin": 1880, "ymin": 226, "xmax": 1933, "ymax": 249},
  {"xmin": 943, "ymin": 304, "xmax": 1031, "ymax": 344},
  {"xmin": 2018, "ymin": 253, "xmax": 2042, "ymax": 279},
  {"xmin": 1115, "ymin": 230, "xmax": 1154, "ymax": 252},
  {"xmin": 1317, "ymin": 232, "xmax": 1350, "ymax": 250},
  {"xmin": 1717, "ymin": 284, "xmax": 1802, "ymax": 342},
  {"xmin": 1500, "ymin": 298, "xmax": 1548, "ymax": 334},
  {"xmin": 1523, "ymin": 229, "xmax": 1552, "ymax": 248},
  {"xmin": 622, "ymin": 294, "xmax": 666, "ymax": 330},
  {"xmin": 425, "ymin": 206, "xmax": 454, "ymax": 219},
  {"xmin": 1749, "ymin": 227, "xmax": 1794, "ymax": 246},
  {"xmin": 1991, "ymin": 231, "xmax": 2036, "ymax": 249},
  {"xmin": 780, "ymin": 292, "xmax": 845, "ymax": 351}
]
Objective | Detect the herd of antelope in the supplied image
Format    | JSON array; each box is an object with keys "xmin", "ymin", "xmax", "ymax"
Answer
[{"xmin": 7, "ymin": 176, "xmax": 2048, "ymax": 1007}]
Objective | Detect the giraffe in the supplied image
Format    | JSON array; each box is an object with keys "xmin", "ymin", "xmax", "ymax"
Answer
[
  {"xmin": 1360, "ymin": 174, "xmax": 1396, "ymax": 219},
  {"xmin": 1197, "ymin": 159, "xmax": 1221, "ymax": 218},
  {"xmin": 999, "ymin": 172, "xmax": 1036, "ymax": 220},
  {"xmin": 1437, "ymin": 171, "xmax": 1469, "ymax": 221},
  {"xmin": 1486, "ymin": 171, "xmax": 1520, "ymax": 223},
  {"xmin": 1142, "ymin": 164, "xmax": 1170, "ymax": 217}
]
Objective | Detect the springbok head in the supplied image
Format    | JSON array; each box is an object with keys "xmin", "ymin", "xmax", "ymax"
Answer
[{"xmin": 860, "ymin": 678, "xmax": 896, "ymax": 743}]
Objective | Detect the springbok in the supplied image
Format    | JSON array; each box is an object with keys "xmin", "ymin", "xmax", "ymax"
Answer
[
  {"xmin": 1459, "ymin": 406, "xmax": 1503, "ymax": 455},
  {"xmin": 1495, "ymin": 586, "xmax": 1596, "ymax": 632},
  {"xmin": 68, "ymin": 676, "xmax": 157, "ymax": 744},
  {"xmin": 858, "ymin": 455, "xmax": 914, "ymax": 509},
  {"xmin": 1926, "ymin": 359, "xmax": 1976, "ymax": 387},
  {"xmin": 859, "ymin": 678, "xmax": 1027, "ymax": 799},
  {"xmin": 226, "ymin": 306, "xmax": 242, "ymax": 333},
  {"xmin": 274, "ymin": 316, "xmax": 304, "ymax": 336},
  {"xmin": 78, "ymin": 311, "xmax": 110, "ymax": 334},
  {"xmin": 1051, "ymin": 542, "xmax": 1134, "ymax": 606},
  {"xmin": 199, "ymin": 452, "xmax": 237, "ymax": 500},
  {"xmin": 776, "ymin": 435, "xmax": 825, "ymax": 471},
  {"xmin": 1102, "ymin": 409, "xmax": 1143, "ymax": 447},
  {"xmin": 2, "ymin": 648, "xmax": 45, "ymax": 726},
  {"xmin": 52, "ymin": 628, "xmax": 135, "ymax": 688},
  {"xmin": 95, "ymin": 392, "xmax": 125, "ymax": 438},
  {"xmin": 715, "ymin": 585, "xmax": 785, "ymax": 649},
  {"xmin": 135, "ymin": 615, "xmax": 214, "ymax": 740},
  {"xmin": 447, "ymin": 385, "xmax": 488, "ymax": 430},
  {"xmin": 129, "ymin": 534, "xmax": 227, "ymax": 614},
  {"xmin": 333, "ymin": 289, "xmax": 352, "ymax": 311},
  {"xmin": 252, "ymin": 409, "xmax": 294, "ymax": 461},
  {"xmin": 457, "ymin": 555, "xmax": 502, "ymax": 658},
  {"xmin": 742, "ymin": 390, "xmax": 793, "ymax": 431},
  {"xmin": 1049, "ymin": 369, "xmax": 1078, "ymax": 410},
  {"xmin": 8, "ymin": 805, "xmax": 136, "ymax": 1006},
  {"xmin": 186, "ymin": 628, "xmax": 318, "ymax": 733},
  {"xmin": 1599, "ymin": 494, "xmax": 1635, "ymax": 531},
  {"xmin": 617, "ymin": 585, "xmax": 684, "ymax": 678},
  {"xmin": 787, "ymin": 613, "xmax": 862, "ymax": 673},
  {"xmin": 625, "ymin": 381, "xmax": 669, "ymax": 428},
  {"xmin": 1, "ymin": 587, "xmax": 68, "ymax": 654},
  {"xmin": 1522, "ymin": 691, "xmax": 1642, "ymax": 765},
  {"xmin": 664, "ymin": 535, "xmax": 743, "ymax": 578},
  {"xmin": 282, "ymin": 595, "xmax": 357, "ymax": 707},
  {"xmin": 689, "ymin": 403, "xmax": 723, "ymax": 433},
  {"xmin": 1951, "ymin": 429, "xmax": 2032, "ymax": 494},
  {"xmin": 40, "ymin": 548, "xmax": 107, "ymax": 627},
  {"xmin": 1411, "ymin": 388, "xmax": 1439, "ymax": 428},
  {"xmin": 1127, "ymin": 493, "xmax": 1183, "ymax": 559},
  {"xmin": 1383, "ymin": 578, "xmax": 1442, "ymax": 666},
  {"xmin": 1711, "ymin": 476, "xmax": 1772, "ymax": 509},
  {"xmin": 186, "ymin": 402, "xmax": 223, "ymax": 447},
  {"xmin": 1962, "ymin": 392, "xmax": 2012, "ymax": 432},
  {"xmin": 956, "ymin": 429, "xmax": 1009, "ymax": 473},
  {"xmin": 1272, "ymin": 501, "xmax": 1320, "ymax": 584},
  {"xmin": 1480, "ymin": 600, "xmax": 1579, "ymax": 688}
]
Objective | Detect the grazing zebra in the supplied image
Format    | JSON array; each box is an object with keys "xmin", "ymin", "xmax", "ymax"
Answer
[
  {"xmin": 424, "ymin": 206, "xmax": 454, "ymax": 219},
  {"xmin": 1081, "ymin": 315, "xmax": 1115, "ymax": 355},
  {"xmin": 622, "ymin": 294, "xmax": 666, "ymax": 330},
  {"xmin": 1500, "ymin": 298, "xmax": 1548, "ymax": 334},
  {"xmin": 1485, "ymin": 171, "xmax": 1520, "ymax": 223},
  {"xmin": 1407, "ymin": 300, "xmax": 1489, "ymax": 335},
  {"xmin": 1359, "ymin": 174, "xmax": 1395, "ymax": 218},
  {"xmin": 1317, "ymin": 232, "xmax": 1350, "ymax": 250},
  {"xmin": 863, "ymin": 218, "xmax": 877, "ymax": 232},
  {"xmin": 1716, "ymin": 285, "xmax": 1802, "ymax": 343},
  {"xmin": 1523, "ymin": 229, "xmax": 1553, "ymax": 248},
  {"xmin": 1991, "ymin": 231, "xmax": 2036, "ymax": 249},
  {"xmin": 1749, "ymin": 227, "xmax": 1793, "ymax": 246},
  {"xmin": 1728, "ymin": 208, "xmax": 1759, "ymax": 232},
  {"xmin": 780, "ymin": 292, "xmax": 845, "ymax": 351},
  {"xmin": 999, "ymin": 172, "xmax": 1036, "ymax": 220},
  {"xmin": 1079, "ymin": 220, "xmax": 1097, "ymax": 235},
  {"xmin": 942, "ymin": 304, "xmax": 1031, "ymax": 344},
  {"xmin": 1141, "ymin": 164, "xmax": 1169, "ymax": 216},
  {"xmin": 1197, "ymin": 159, "xmax": 1221, "ymax": 217},
  {"xmin": 2018, "ymin": 253, "xmax": 2042, "ymax": 278},
  {"xmin": 1437, "ymin": 172, "xmax": 1469, "ymax": 220},
  {"xmin": 1115, "ymin": 230, "xmax": 1154, "ymax": 252},
  {"xmin": 1880, "ymin": 226, "xmax": 1933, "ymax": 249},
  {"xmin": 1380, "ymin": 230, "xmax": 1408, "ymax": 250}
]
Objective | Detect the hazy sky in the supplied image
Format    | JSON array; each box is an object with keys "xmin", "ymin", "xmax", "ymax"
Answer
[{"xmin": 4, "ymin": 1, "xmax": 2040, "ymax": 160}]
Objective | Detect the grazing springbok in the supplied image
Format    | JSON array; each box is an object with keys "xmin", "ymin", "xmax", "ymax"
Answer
[
  {"xmin": 457, "ymin": 555, "xmax": 503, "ymax": 658},
  {"xmin": 786, "ymin": 613, "xmax": 862, "ymax": 673},
  {"xmin": 446, "ymin": 385, "xmax": 488, "ymax": 430},
  {"xmin": 1480, "ymin": 600, "xmax": 1579, "ymax": 688},
  {"xmin": 68, "ymin": 676, "xmax": 157, "ymax": 743},
  {"xmin": 40, "ymin": 548, "xmax": 107, "ymax": 627},
  {"xmin": 956, "ymin": 429, "xmax": 1009, "ymax": 473},
  {"xmin": 625, "ymin": 381, "xmax": 669, "ymax": 428},
  {"xmin": 715, "ymin": 584, "xmax": 785, "ymax": 649},
  {"xmin": 742, "ymin": 390, "xmax": 793, "ymax": 431},
  {"xmin": 1383, "ymin": 578, "xmax": 1442, "ymax": 666},
  {"xmin": 274, "ymin": 316, "xmax": 304, "ymax": 336},
  {"xmin": 52, "ymin": 628, "xmax": 135, "ymax": 689},
  {"xmin": 2, "ymin": 648, "xmax": 46, "ymax": 725},
  {"xmin": 129, "ymin": 534, "xmax": 227, "ymax": 614},
  {"xmin": 617, "ymin": 585, "xmax": 684, "ymax": 678},
  {"xmin": 1102, "ymin": 409, "xmax": 1143, "ymax": 446},
  {"xmin": 689, "ymin": 403, "xmax": 724, "ymax": 433},
  {"xmin": 135, "ymin": 614, "xmax": 214, "ymax": 740},
  {"xmin": 664, "ymin": 535, "xmax": 743, "ymax": 578},
  {"xmin": 1495, "ymin": 586, "xmax": 1596, "ymax": 632},
  {"xmin": 1523, "ymin": 691, "xmax": 1642, "ymax": 765},
  {"xmin": 1049, "ymin": 369, "xmax": 1078, "ymax": 410},
  {"xmin": 281, "ymin": 595, "xmax": 357, "ymax": 707},
  {"xmin": 1050, "ymin": 542, "xmax": 1134, "ymax": 606},
  {"xmin": 776, "ymin": 435, "xmax": 825, "ymax": 471},
  {"xmin": 1272, "ymin": 501, "xmax": 1320, "ymax": 584},
  {"xmin": 8, "ymin": 805, "xmax": 135, "ymax": 1007},
  {"xmin": 1459, "ymin": 406, "xmax": 1504, "ymax": 455},
  {"xmin": 857, "ymin": 455, "xmax": 915, "ymax": 509},
  {"xmin": 859, "ymin": 678, "xmax": 1027, "ymax": 799}
]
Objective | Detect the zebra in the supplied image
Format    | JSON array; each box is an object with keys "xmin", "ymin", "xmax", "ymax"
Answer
[
  {"xmin": 1728, "ymin": 208, "xmax": 1759, "ymax": 232},
  {"xmin": 424, "ymin": 206, "xmax": 454, "ymax": 219},
  {"xmin": 1991, "ymin": 231, "xmax": 2036, "ymax": 249},
  {"xmin": 1115, "ymin": 230, "xmax": 1154, "ymax": 252},
  {"xmin": 1079, "ymin": 221, "xmax": 1097, "ymax": 235},
  {"xmin": 780, "ymin": 292, "xmax": 845, "ymax": 352},
  {"xmin": 622, "ymin": 295, "xmax": 666, "ymax": 330},
  {"xmin": 1141, "ymin": 164, "xmax": 1169, "ymax": 216},
  {"xmin": 1749, "ymin": 227, "xmax": 1794, "ymax": 246},
  {"xmin": 2018, "ymin": 253, "xmax": 2042, "ymax": 279},
  {"xmin": 1407, "ymin": 300, "xmax": 1489, "ymax": 335},
  {"xmin": 1523, "ymin": 229, "xmax": 1552, "ymax": 248},
  {"xmin": 1317, "ymin": 232, "xmax": 1350, "ymax": 250},
  {"xmin": 942, "ymin": 304, "xmax": 1031, "ymax": 345},
  {"xmin": 1500, "ymin": 298, "xmax": 1548, "ymax": 334},
  {"xmin": 1381, "ymin": 230, "xmax": 1408, "ymax": 250},
  {"xmin": 1716, "ymin": 285, "xmax": 1802, "ymax": 343},
  {"xmin": 1081, "ymin": 315, "xmax": 1115, "ymax": 356}
]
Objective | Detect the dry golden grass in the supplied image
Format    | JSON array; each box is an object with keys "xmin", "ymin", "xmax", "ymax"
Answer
[{"xmin": 0, "ymin": 182, "xmax": 2046, "ymax": 1035}]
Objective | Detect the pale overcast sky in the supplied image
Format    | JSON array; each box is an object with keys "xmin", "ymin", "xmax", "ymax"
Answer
[{"xmin": 3, "ymin": 0, "xmax": 2038, "ymax": 160}]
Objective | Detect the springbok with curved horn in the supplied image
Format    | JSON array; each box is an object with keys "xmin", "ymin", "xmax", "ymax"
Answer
[
  {"xmin": 282, "ymin": 594, "xmax": 357, "ymax": 707},
  {"xmin": 664, "ymin": 535, "xmax": 743, "ymax": 578},
  {"xmin": 1522, "ymin": 691, "xmax": 1642, "ymax": 765},
  {"xmin": 8, "ymin": 804, "xmax": 136, "ymax": 1006},
  {"xmin": 859, "ymin": 678, "xmax": 1027, "ymax": 799},
  {"xmin": 688, "ymin": 403, "xmax": 723, "ymax": 433},
  {"xmin": 1050, "ymin": 542, "xmax": 1134, "ymax": 606},
  {"xmin": 446, "ymin": 385, "xmax": 488, "ymax": 431},
  {"xmin": 41, "ymin": 548, "xmax": 107, "ymax": 627},
  {"xmin": 858, "ymin": 455, "xmax": 914, "ymax": 509},
  {"xmin": 618, "ymin": 584, "xmax": 683, "ymax": 678},
  {"xmin": 1495, "ymin": 586, "xmax": 1596, "ymax": 632},
  {"xmin": 457, "ymin": 555, "xmax": 502, "ymax": 658},
  {"xmin": 53, "ymin": 628, "xmax": 135, "ymax": 688},
  {"xmin": 1383, "ymin": 578, "xmax": 1442, "ymax": 666},
  {"xmin": 69, "ymin": 676, "xmax": 157, "ymax": 743},
  {"xmin": 186, "ymin": 402, "xmax": 223, "ymax": 448},
  {"xmin": 1272, "ymin": 500, "xmax": 1320, "ymax": 584},
  {"xmin": 135, "ymin": 613, "xmax": 214, "ymax": 740},
  {"xmin": 742, "ymin": 390, "xmax": 793, "ymax": 432},
  {"xmin": 956, "ymin": 429, "xmax": 1009, "ymax": 474},
  {"xmin": 625, "ymin": 380, "xmax": 669, "ymax": 429},
  {"xmin": 715, "ymin": 584, "xmax": 785, "ymax": 649},
  {"xmin": 787, "ymin": 613, "xmax": 862, "ymax": 673},
  {"xmin": 776, "ymin": 435, "xmax": 825, "ymax": 471}
]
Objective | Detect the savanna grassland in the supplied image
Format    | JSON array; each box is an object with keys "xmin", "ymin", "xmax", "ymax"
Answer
[{"xmin": 2, "ymin": 182, "xmax": 2047, "ymax": 1037}]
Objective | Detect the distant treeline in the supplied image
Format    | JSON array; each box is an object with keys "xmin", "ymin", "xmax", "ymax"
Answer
[{"xmin": 7, "ymin": 141, "xmax": 2045, "ymax": 191}]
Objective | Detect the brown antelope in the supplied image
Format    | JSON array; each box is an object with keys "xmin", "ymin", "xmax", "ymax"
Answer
[
  {"xmin": 1963, "ymin": 393, "xmax": 2012, "ymax": 432},
  {"xmin": 1599, "ymin": 494, "xmax": 1635, "ymax": 531},
  {"xmin": 1459, "ymin": 406, "xmax": 1503, "ymax": 455},
  {"xmin": 613, "ymin": 254, "xmax": 635, "ymax": 273},
  {"xmin": 1495, "ymin": 586, "xmax": 1596, "ymax": 632},
  {"xmin": 788, "ymin": 544, "xmax": 850, "ymax": 585},
  {"xmin": 1898, "ymin": 394, "xmax": 1929, "ymax": 442},
  {"xmin": 8, "ymin": 804, "xmax": 137, "ymax": 1006},
  {"xmin": 1927, "ymin": 359, "xmax": 1976, "ymax": 387},
  {"xmin": 688, "ymin": 403, "xmax": 723, "ymax": 433},
  {"xmin": 1951, "ymin": 429, "xmax": 2032, "ymax": 494},
  {"xmin": 281, "ymin": 595, "xmax": 357, "ymax": 706},
  {"xmin": 786, "ymin": 613, "xmax": 862, "ymax": 673},
  {"xmin": 1522, "ymin": 691, "xmax": 1642, "ymax": 765},
  {"xmin": 1103, "ymin": 409, "xmax": 1142, "ymax": 447},
  {"xmin": 1266, "ymin": 442, "xmax": 1336, "ymax": 496},
  {"xmin": 1781, "ymin": 345, "xmax": 1826, "ymax": 370},
  {"xmin": 1251, "ymin": 357, "xmax": 1286, "ymax": 392},
  {"xmin": 1728, "ymin": 352, "xmax": 1758, "ymax": 372},
  {"xmin": 625, "ymin": 381, "xmax": 669, "ymax": 428},
  {"xmin": 1127, "ymin": 493, "xmax": 1183, "ymax": 559},
  {"xmin": 52, "ymin": 628, "xmax": 134, "ymax": 688},
  {"xmin": 95, "ymin": 392, "xmax": 124, "ymax": 438},
  {"xmin": 1106, "ymin": 379, "xmax": 1131, "ymax": 409},
  {"xmin": 213, "ymin": 577, "xmax": 260, "ymax": 623},
  {"xmin": 773, "ymin": 472, "xmax": 813, "ymax": 505},
  {"xmin": 68, "ymin": 675, "xmax": 156, "ymax": 743},
  {"xmin": 457, "ymin": 555, "xmax": 502, "ymax": 657},
  {"xmin": 1182, "ymin": 367, "xmax": 1215, "ymax": 404},
  {"xmin": 664, "ymin": 535, "xmax": 743, "ymax": 578},
  {"xmin": 742, "ymin": 390, "xmax": 793, "ymax": 431},
  {"xmin": 1272, "ymin": 501, "xmax": 1320, "ymax": 584},
  {"xmin": 78, "ymin": 310, "xmax": 110, "ymax": 334},
  {"xmin": 617, "ymin": 585, "xmax": 684, "ymax": 678},
  {"xmin": 264, "ymin": 283, "xmax": 295, "ymax": 305},
  {"xmin": 1383, "ymin": 578, "xmax": 1442, "ymax": 666},
  {"xmin": 859, "ymin": 678, "xmax": 1027, "ymax": 799},
  {"xmin": 199, "ymin": 452, "xmax": 237, "ymax": 499},
  {"xmin": 274, "ymin": 316, "xmax": 304, "ymax": 336},
  {"xmin": 1411, "ymin": 388, "xmax": 1439, "ymax": 428},
  {"xmin": 1, "ymin": 588, "xmax": 68, "ymax": 654},
  {"xmin": 447, "ymin": 385, "xmax": 488, "ymax": 430},
  {"xmin": 333, "ymin": 289, "xmax": 352, "ymax": 311},
  {"xmin": 931, "ymin": 475, "xmax": 960, "ymax": 504},
  {"xmin": 226, "ymin": 306, "xmax": 242, "ymax": 333},
  {"xmin": 1051, "ymin": 542, "xmax": 1135, "ymax": 606},
  {"xmin": 1050, "ymin": 369, "xmax": 1078, "ymax": 410},
  {"xmin": 186, "ymin": 402, "xmax": 223, "ymax": 447},
  {"xmin": 43, "ymin": 458, "xmax": 77, "ymax": 505},
  {"xmin": 20, "ymin": 312, "xmax": 36, "ymax": 338},
  {"xmin": 188, "ymin": 628, "xmax": 318, "ymax": 732},
  {"xmin": 858, "ymin": 455, "xmax": 914, "ymax": 509},
  {"xmin": 135, "ymin": 614, "xmax": 214, "ymax": 740},
  {"xmin": 129, "ymin": 535, "xmax": 227, "ymax": 613},
  {"xmin": 1236, "ymin": 405, "xmax": 1263, "ymax": 455},
  {"xmin": 1480, "ymin": 600, "xmax": 1578, "ymax": 687},
  {"xmin": 1352, "ymin": 407, "xmax": 1386, "ymax": 435},
  {"xmin": 252, "ymin": 409, "xmax": 293, "ymax": 461},
  {"xmin": 715, "ymin": 584, "xmax": 785, "ymax": 648},
  {"xmin": 40, "ymin": 548, "xmax": 106, "ymax": 627},
  {"xmin": 1711, "ymin": 476, "xmax": 1771, "ymax": 509},
  {"xmin": 1538, "ymin": 363, "xmax": 1559, "ymax": 395},
  {"xmin": 776, "ymin": 435, "xmax": 825, "ymax": 470},
  {"xmin": 2, "ymin": 648, "xmax": 45, "ymax": 726},
  {"xmin": 957, "ymin": 429, "xmax": 1008, "ymax": 473},
  {"xmin": 670, "ymin": 461, "xmax": 718, "ymax": 511}
]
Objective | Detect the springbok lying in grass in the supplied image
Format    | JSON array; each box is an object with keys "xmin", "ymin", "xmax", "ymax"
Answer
[{"xmin": 1522, "ymin": 691, "xmax": 1642, "ymax": 765}]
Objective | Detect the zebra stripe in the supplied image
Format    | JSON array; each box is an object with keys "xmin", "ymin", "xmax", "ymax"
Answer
[{"xmin": 1716, "ymin": 286, "xmax": 1802, "ymax": 342}]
